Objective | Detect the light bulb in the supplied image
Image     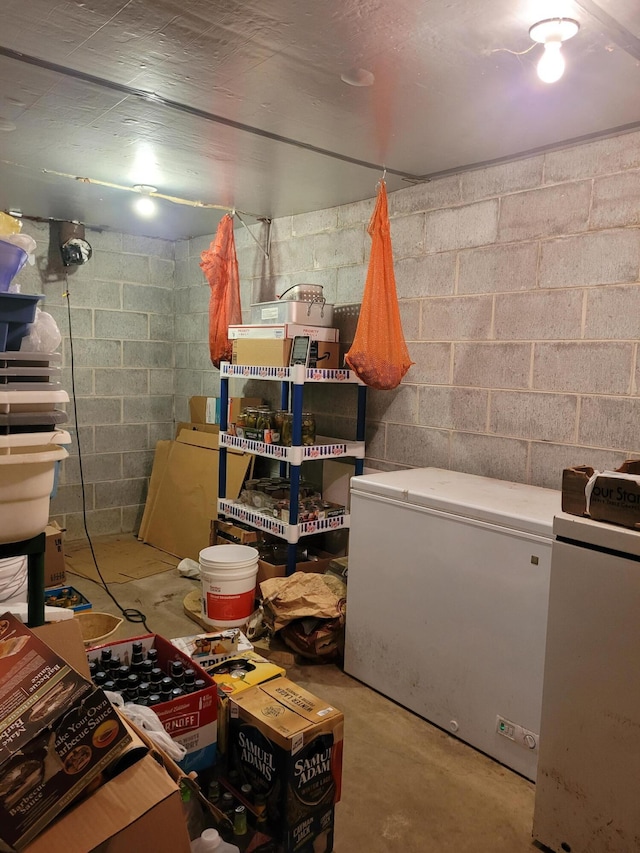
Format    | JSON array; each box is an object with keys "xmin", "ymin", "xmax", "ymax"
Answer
[
  {"xmin": 537, "ymin": 41, "xmax": 565, "ymax": 83},
  {"xmin": 134, "ymin": 195, "xmax": 156, "ymax": 216}
]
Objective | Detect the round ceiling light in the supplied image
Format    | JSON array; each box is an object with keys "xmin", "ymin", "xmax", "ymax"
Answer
[
  {"xmin": 529, "ymin": 18, "xmax": 580, "ymax": 84},
  {"xmin": 133, "ymin": 184, "xmax": 158, "ymax": 217}
]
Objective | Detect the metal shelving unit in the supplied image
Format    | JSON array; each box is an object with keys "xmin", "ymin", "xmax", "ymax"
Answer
[{"xmin": 217, "ymin": 361, "xmax": 367, "ymax": 575}]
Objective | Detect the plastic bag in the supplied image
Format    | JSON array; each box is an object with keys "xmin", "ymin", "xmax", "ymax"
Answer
[
  {"xmin": 345, "ymin": 180, "xmax": 413, "ymax": 389},
  {"xmin": 20, "ymin": 308, "xmax": 62, "ymax": 352},
  {"xmin": 200, "ymin": 214, "xmax": 242, "ymax": 368},
  {"xmin": 105, "ymin": 692, "xmax": 187, "ymax": 762}
]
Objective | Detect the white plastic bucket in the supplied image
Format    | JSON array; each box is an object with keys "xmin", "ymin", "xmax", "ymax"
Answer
[{"xmin": 199, "ymin": 544, "xmax": 259, "ymax": 628}]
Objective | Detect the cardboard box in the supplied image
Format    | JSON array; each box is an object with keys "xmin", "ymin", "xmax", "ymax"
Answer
[
  {"xmin": 175, "ymin": 421, "xmax": 220, "ymax": 438},
  {"xmin": 257, "ymin": 549, "xmax": 336, "ymax": 586},
  {"xmin": 24, "ymin": 751, "xmax": 190, "ymax": 853},
  {"xmin": 189, "ymin": 396, "xmax": 263, "ymax": 426},
  {"xmin": 0, "ymin": 613, "xmax": 131, "ymax": 852},
  {"xmin": 228, "ymin": 324, "xmax": 339, "ymax": 343},
  {"xmin": 86, "ymin": 633, "xmax": 217, "ymax": 774},
  {"xmin": 43, "ymin": 585, "xmax": 91, "ymax": 612},
  {"xmin": 170, "ymin": 628, "xmax": 244, "ymax": 672},
  {"xmin": 44, "ymin": 523, "xmax": 66, "ymax": 589},
  {"xmin": 562, "ymin": 461, "xmax": 640, "ymax": 529},
  {"xmin": 227, "ymin": 676, "xmax": 342, "ymax": 852},
  {"xmin": 210, "ymin": 518, "xmax": 263, "ymax": 546},
  {"xmin": 308, "ymin": 340, "xmax": 340, "ymax": 369},
  {"xmin": 232, "ymin": 338, "xmax": 292, "ymax": 367}
]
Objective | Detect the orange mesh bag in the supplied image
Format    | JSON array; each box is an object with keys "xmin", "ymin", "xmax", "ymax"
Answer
[
  {"xmin": 200, "ymin": 213, "xmax": 242, "ymax": 368},
  {"xmin": 345, "ymin": 181, "xmax": 413, "ymax": 389}
]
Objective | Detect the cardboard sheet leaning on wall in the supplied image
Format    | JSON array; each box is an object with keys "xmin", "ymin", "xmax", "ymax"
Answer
[
  {"xmin": 259, "ymin": 571, "xmax": 347, "ymax": 662},
  {"xmin": 138, "ymin": 429, "xmax": 253, "ymax": 562}
]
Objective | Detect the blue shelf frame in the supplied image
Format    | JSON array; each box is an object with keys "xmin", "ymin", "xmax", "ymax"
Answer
[{"xmin": 218, "ymin": 362, "xmax": 367, "ymax": 575}]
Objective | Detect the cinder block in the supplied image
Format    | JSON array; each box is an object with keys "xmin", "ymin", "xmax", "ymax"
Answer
[
  {"xmin": 174, "ymin": 239, "xmax": 189, "ymax": 260},
  {"xmin": 399, "ymin": 299, "xmax": 420, "ymax": 341},
  {"xmin": 95, "ymin": 309, "xmax": 148, "ymax": 340},
  {"xmin": 494, "ymin": 290, "xmax": 583, "ymax": 340},
  {"xmin": 336, "ymin": 263, "xmax": 367, "ymax": 303},
  {"xmin": 86, "ymin": 229, "xmax": 123, "ymax": 253},
  {"xmin": 150, "ymin": 314, "xmax": 174, "ymax": 341},
  {"xmin": 458, "ymin": 242, "xmax": 539, "ymax": 294},
  {"xmin": 123, "ymin": 233, "xmax": 174, "ymax": 259},
  {"xmin": 421, "ymin": 295, "xmax": 492, "ymax": 341},
  {"xmin": 585, "ymin": 285, "xmax": 640, "ymax": 340},
  {"xmin": 490, "ymin": 390, "xmax": 578, "ymax": 442},
  {"xmin": 63, "ymin": 452, "xmax": 123, "ymax": 484},
  {"xmin": 314, "ymin": 228, "xmax": 365, "ymax": 268},
  {"xmin": 418, "ymin": 386, "xmax": 488, "ymax": 432},
  {"xmin": 406, "ymin": 342, "xmax": 452, "ymax": 385},
  {"xmin": 390, "ymin": 214, "xmax": 425, "ymax": 258},
  {"xmin": 74, "ymin": 396, "xmax": 122, "ymax": 425},
  {"xmin": 189, "ymin": 284, "xmax": 210, "ymax": 313},
  {"xmin": 544, "ymin": 131, "xmax": 640, "ymax": 183},
  {"xmin": 83, "ymin": 250, "xmax": 150, "ymax": 284},
  {"xmin": 395, "ymin": 252, "xmax": 456, "ymax": 298},
  {"xmin": 529, "ymin": 442, "xmax": 627, "ymax": 490},
  {"xmin": 498, "ymin": 182, "xmax": 591, "ymax": 242},
  {"xmin": 95, "ymin": 478, "xmax": 147, "ymax": 510},
  {"xmin": 453, "ymin": 342, "xmax": 531, "ymax": 389},
  {"xmin": 123, "ymin": 395, "xmax": 173, "ymax": 424},
  {"xmin": 175, "ymin": 342, "xmax": 189, "ymax": 369},
  {"xmin": 540, "ymin": 230, "xmax": 640, "ymax": 288},
  {"xmin": 149, "ymin": 368, "xmax": 175, "ymax": 394},
  {"xmin": 386, "ymin": 423, "xmax": 450, "ymax": 468},
  {"xmin": 425, "ymin": 200, "xmax": 498, "ymax": 252},
  {"xmin": 590, "ymin": 171, "xmax": 640, "ymax": 229},
  {"xmin": 338, "ymin": 198, "xmax": 374, "ymax": 228},
  {"xmin": 61, "ymin": 280, "xmax": 121, "ymax": 309},
  {"xmin": 122, "ymin": 450, "xmax": 155, "ymax": 479},
  {"xmin": 450, "ymin": 432, "xmax": 528, "ymax": 483},
  {"xmin": 292, "ymin": 207, "xmax": 337, "ymax": 236},
  {"xmin": 124, "ymin": 283, "xmax": 173, "ymax": 313},
  {"xmin": 533, "ymin": 342, "xmax": 633, "ymax": 394},
  {"xmin": 123, "ymin": 340, "xmax": 172, "ymax": 368},
  {"xmin": 50, "ymin": 483, "xmax": 92, "ymax": 516},
  {"xmin": 175, "ymin": 313, "xmax": 206, "ymax": 343},
  {"xmin": 367, "ymin": 385, "xmax": 418, "ymax": 424},
  {"xmin": 268, "ymin": 234, "xmax": 316, "ymax": 272},
  {"xmin": 149, "ymin": 256, "xmax": 175, "ymax": 288},
  {"xmin": 149, "ymin": 422, "xmax": 175, "ymax": 445},
  {"xmin": 64, "ymin": 509, "xmax": 122, "ymax": 540},
  {"xmin": 61, "ymin": 368, "xmax": 93, "ymax": 396},
  {"xmin": 175, "ymin": 368, "xmax": 203, "ymax": 396},
  {"xmin": 388, "ymin": 175, "xmax": 461, "ymax": 215},
  {"xmin": 579, "ymin": 396, "xmax": 640, "ymax": 450},
  {"xmin": 95, "ymin": 424, "xmax": 148, "ymax": 453},
  {"xmin": 95, "ymin": 368, "xmax": 149, "ymax": 396},
  {"xmin": 460, "ymin": 157, "xmax": 543, "ymax": 203},
  {"xmin": 188, "ymin": 342, "xmax": 214, "ymax": 370},
  {"xmin": 48, "ymin": 305, "xmax": 93, "ymax": 338}
]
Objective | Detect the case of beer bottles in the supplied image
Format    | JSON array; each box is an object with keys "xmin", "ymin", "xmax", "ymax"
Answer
[{"xmin": 225, "ymin": 676, "xmax": 342, "ymax": 852}]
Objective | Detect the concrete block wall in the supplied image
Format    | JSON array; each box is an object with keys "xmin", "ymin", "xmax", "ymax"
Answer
[
  {"xmin": 15, "ymin": 223, "xmax": 175, "ymax": 538},
  {"xmin": 216, "ymin": 129, "xmax": 640, "ymax": 491}
]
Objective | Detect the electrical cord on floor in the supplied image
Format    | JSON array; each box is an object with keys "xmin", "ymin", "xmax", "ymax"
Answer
[{"xmin": 64, "ymin": 277, "xmax": 151, "ymax": 632}]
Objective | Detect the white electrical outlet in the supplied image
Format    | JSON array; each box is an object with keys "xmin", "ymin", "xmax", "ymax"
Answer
[{"xmin": 496, "ymin": 716, "xmax": 538, "ymax": 751}]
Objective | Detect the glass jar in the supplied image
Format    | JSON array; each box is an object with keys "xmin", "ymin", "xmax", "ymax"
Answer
[
  {"xmin": 301, "ymin": 412, "xmax": 316, "ymax": 445},
  {"xmin": 280, "ymin": 412, "xmax": 293, "ymax": 446},
  {"xmin": 243, "ymin": 408, "xmax": 259, "ymax": 429}
]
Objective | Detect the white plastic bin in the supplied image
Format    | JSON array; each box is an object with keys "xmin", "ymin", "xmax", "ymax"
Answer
[{"xmin": 0, "ymin": 445, "xmax": 68, "ymax": 543}]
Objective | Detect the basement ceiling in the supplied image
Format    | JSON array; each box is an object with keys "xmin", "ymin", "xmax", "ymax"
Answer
[{"xmin": 0, "ymin": 0, "xmax": 639, "ymax": 239}]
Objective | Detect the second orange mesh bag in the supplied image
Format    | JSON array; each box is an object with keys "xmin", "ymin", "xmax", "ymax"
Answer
[
  {"xmin": 345, "ymin": 181, "xmax": 413, "ymax": 389},
  {"xmin": 200, "ymin": 213, "xmax": 242, "ymax": 368}
]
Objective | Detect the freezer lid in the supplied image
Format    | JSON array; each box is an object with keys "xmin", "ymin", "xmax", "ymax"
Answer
[
  {"xmin": 350, "ymin": 467, "xmax": 560, "ymax": 538},
  {"xmin": 553, "ymin": 511, "xmax": 640, "ymax": 556}
]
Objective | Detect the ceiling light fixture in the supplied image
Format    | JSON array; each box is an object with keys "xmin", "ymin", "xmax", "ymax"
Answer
[
  {"xmin": 529, "ymin": 18, "xmax": 580, "ymax": 83},
  {"xmin": 133, "ymin": 184, "xmax": 157, "ymax": 217}
]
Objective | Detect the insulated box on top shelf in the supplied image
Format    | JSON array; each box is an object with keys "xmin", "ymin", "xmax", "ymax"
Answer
[
  {"xmin": 225, "ymin": 676, "xmax": 342, "ymax": 853},
  {"xmin": 86, "ymin": 632, "xmax": 217, "ymax": 773},
  {"xmin": 0, "ymin": 613, "xmax": 131, "ymax": 852}
]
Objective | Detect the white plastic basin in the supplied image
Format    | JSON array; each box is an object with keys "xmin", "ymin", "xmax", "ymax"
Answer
[{"xmin": 0, "ymin": 445, "xmax": 68, "ymax": 543}]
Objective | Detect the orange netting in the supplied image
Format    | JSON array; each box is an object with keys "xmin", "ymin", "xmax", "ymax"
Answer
[
  {"xmin": 200, "ymin": 213, "xmax": 242, "ymax": 368},
  {"xmin": 345, "ymin": 181, "xmax": 413, "ymax": 389}
]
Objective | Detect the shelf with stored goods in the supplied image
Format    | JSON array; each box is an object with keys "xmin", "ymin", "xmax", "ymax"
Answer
[{"xmin": 217, "ymin": 360, "xmax": 367, "ymax": 575}]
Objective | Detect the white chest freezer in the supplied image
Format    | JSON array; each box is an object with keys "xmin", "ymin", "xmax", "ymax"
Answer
[{"xmin": 343, "ymin": 467, "xmax": 561, "ymax": 781}]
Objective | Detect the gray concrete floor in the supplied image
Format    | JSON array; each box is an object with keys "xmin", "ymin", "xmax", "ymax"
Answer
[{"xmin": 67, "ymin": 536, "xmax": 539, "ymax": 853}]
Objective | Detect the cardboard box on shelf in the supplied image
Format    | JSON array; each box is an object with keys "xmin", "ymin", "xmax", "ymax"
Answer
[
  {"xmin": 189, "ymin": 396, "xmax": 264, "ymax": 426},
  {"xmin": 86, "ymin": 632, "xmax": 217, "ymax": 773},
  {"xmin": 232, "ymin": 338, "xmax": 292, "ymax": 367},
  {"xmin": 0, "ymin": 613, "xmax": 131, "ymax": 852},
  {"xmin": 257, "ymin": 549, "xmax": 336, "ymax": 585},
  {"xmin": 210, "ymin": 518, "xmax": 263, "ymax": 546},
  {"xmin": 308, "ymin": 340, "xmax": 340, "ymax": 369},
  {"xmin": 226, "ymin": 676, "xmax": 342, "ymax": 852},
  {"xmin": 228, "ymin": 323, "xmax": 339, "ymax": 343},
  {"xmin": 44, "ymin": 522, "xmax": 66, "ymax": 589}
]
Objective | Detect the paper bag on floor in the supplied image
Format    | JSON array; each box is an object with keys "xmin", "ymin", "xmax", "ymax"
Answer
[{"xmin": 259, "ymin": 572, "xmax": 347, "ymax": 662}]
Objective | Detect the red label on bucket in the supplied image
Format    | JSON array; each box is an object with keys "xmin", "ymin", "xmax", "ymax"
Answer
[{"xmin": 206, "ymin": 589, "xmax": 255, "ymax": 621}]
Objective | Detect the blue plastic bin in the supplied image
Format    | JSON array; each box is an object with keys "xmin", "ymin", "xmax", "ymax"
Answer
[{"xmin": 0, "ymin": 240, "xmax": 28, "ymax": 292}]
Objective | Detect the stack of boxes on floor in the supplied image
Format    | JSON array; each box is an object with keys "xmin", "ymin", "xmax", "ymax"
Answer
[{"xmin": 168, "ymin": 628, "xmax": 344, "ymax": 853}]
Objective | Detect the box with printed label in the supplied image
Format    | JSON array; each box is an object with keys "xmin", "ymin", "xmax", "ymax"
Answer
[
  {"xmin": 0, "ymin": 612, "xmax": 131, "ymax": 852},
  {"xmin": 228, "ymin": 324, "xmax": 339, "ymax": 343},
  {"xmin": 170, "ymin": 629, "xmax": 255, "ymax": 672},
  {"xmin": 226, "ymin": 676, "xmax": 342, "ymax": 852},
  {"xmin": 86, "ymin": 633, "xmax": 217, "ymax": 773}
]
